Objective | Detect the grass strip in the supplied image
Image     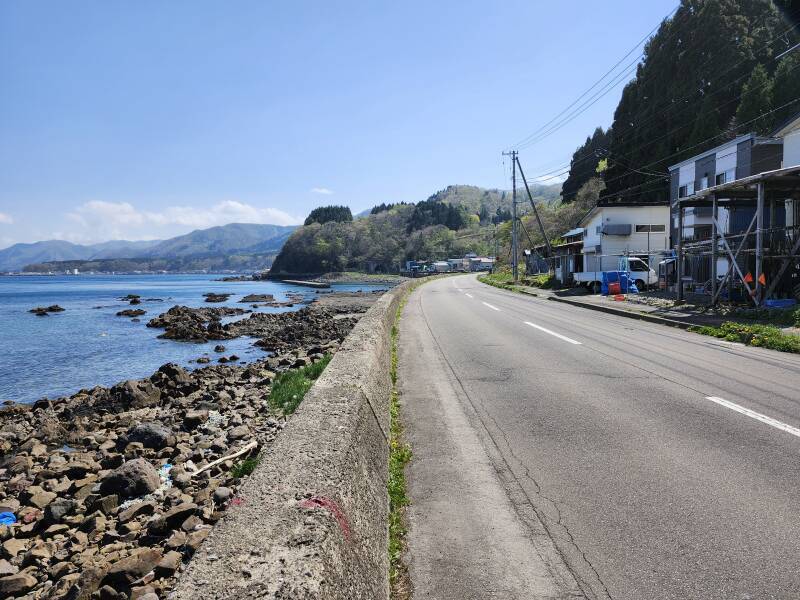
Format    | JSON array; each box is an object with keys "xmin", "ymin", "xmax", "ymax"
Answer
[
  {"xmin": 269, "ymin": 353, "xmax": 333, "ymax": 415},
  {"xmin": 689, "ymin": 321, "xmax": 800, "ymax": 353}
]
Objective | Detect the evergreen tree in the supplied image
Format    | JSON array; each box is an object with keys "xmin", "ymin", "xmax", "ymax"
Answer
[
  {"xmin": 304, "ymin": 205, "xmax": 353, "ymax": 226},
  {"xmin": 561, "ymin": 127, "xmax": 612, "ymax": 202},
  {"xmin": 735, "ymin": 64, "xmax": 775, "ymax": 135},
  {"xmin": 771, "ymin": 51, "xmax": 800, "ymax": 128}
]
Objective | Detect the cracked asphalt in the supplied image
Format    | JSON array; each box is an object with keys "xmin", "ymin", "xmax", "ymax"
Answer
[{"xmin": 399, "ymin": 274, "xmax": 800, "ymax": 600}]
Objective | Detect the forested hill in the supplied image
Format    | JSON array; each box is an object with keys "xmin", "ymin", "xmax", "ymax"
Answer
[
  {"xmin": 269, "ymin": 183, "xmax": 561, "ymax": 275},
  {"xmin": 561, "ymin": 0, "xmax": 800, "ymax": 205}
]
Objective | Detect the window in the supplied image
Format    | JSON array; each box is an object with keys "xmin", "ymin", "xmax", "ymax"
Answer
[
  {"xmin": 699, "ymin": 176, "xmax": 708, "ymax": 190},
  {"xmin": 635, "ymin": 224, "xmax": 666, "ymax": 233},
  {"xmin": 715, "ymin": 168, "xmax": 736, "ymax": 185},
  {"xmin": 679, "ymin": 182, "xmax": 695, "ymax": 198}
]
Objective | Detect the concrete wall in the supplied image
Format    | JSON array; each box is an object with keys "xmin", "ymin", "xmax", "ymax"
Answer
[{"xmin": 173, "ymin": 280, "xmax": 414, "ymax": 600}]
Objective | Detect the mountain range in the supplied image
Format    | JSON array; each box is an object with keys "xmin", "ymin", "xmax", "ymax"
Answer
[{"xmin": 0, "ymin": 223, "xmax": 297, "ymax": 272}]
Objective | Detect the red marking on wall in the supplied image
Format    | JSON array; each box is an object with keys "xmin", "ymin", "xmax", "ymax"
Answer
[{"xmin": 299, "ymin": 496, "xmax": 352, "ymax": 541}]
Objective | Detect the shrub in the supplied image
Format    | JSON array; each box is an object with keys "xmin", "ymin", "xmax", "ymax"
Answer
[{"xmin": 689, "ymin": 321, "xmax": 800, "ymax": 354}]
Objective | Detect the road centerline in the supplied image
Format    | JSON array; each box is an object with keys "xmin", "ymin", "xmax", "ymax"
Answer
[
  {"xmin": 465, "ymin": 293, "xmax": 474, "ymax": 298},
  {"xmin": 705, "ymin": 396, "xmax": 800, "ymax": 439},
  {"xmin": 482, "ymin": 301, "xmax": 500, "ymax": 311},
  {"xmin": 524, "ymin": 321, "xmax": 582, "ymax": 345}
]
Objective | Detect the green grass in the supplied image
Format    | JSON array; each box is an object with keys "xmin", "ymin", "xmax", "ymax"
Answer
[
  {"xmin": 478, "ymin": 270, "xmax": 554, "ymax": 293},
  {"xmin": 230, "ymin": 457, "xmax": 259, "ymax": 478},
  {"xmin": 389, "ymin": 278, "xmax": 435, "ymax": 599},
  {"xmin": 728, "ymin": 306, "xmax": 800, "ymax": 327},
  {"xmin": 269, "ymin": 354, "xmax": 333, "ymax": 415},
  {"xmin": 689, "ymin": 321, "xmax": 800, "ymax": 353}
]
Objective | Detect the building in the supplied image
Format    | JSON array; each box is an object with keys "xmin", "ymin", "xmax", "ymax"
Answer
[
  {"xmin": 668, "ymin": 133, "xmax": 784, "ymax": 290},
  {"xmin": 532, "ymin": 227, "xmax": 584, "ymax": 286},
  {"xmin": 578, "ymin": 203, "xmax": 670, "ymax": 274},
  {"xmin": 670, "ymin": 121, "xmax": 800, "ymax": 304}
]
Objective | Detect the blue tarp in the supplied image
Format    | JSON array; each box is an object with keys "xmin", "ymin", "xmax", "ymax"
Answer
[{"xmin": 601, "ymin": 271, "xmax": 636, "ymax": 295}]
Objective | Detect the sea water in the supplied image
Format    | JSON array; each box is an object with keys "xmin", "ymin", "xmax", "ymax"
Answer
[{"xmin": 0, "ymin": 274, "xmax": 384, "ymax": 404}]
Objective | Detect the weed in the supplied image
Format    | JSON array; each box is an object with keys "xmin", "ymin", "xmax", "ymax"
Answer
[
  {"xmin": 230, "ymin": 456, "xmax": 259, "ymax": 478},
  {"xmin": 269, "ymin": 354, "xmax": 332, "ymax": 415},
  {"xmin": 690, "ymin": 321, "xmax": 800, "ymax": 353}
]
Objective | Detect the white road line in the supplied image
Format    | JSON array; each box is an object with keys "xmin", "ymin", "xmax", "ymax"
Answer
[
  {"xmin": 465, "ymin": 293, "xmax": 473, "ymax": 298},
  {"xmin": 705, "ymin": 396, "xmax": 800, "ymax": 439},
  {"xmin": 524, "ymin": 321, "xmax": 582, "ymax": 345},
  {"xmin": 482, "ymin": 301, "xmax": 500, "ymax": 311},
  {"xmin": 456, "ymin": 288, "xmax": 464, "ymax": 292}
]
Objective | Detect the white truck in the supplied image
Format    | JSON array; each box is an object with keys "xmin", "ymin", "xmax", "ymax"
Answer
[{"xmin": 573, "ymin": 256, "xmax": 658, "ymax": 292}]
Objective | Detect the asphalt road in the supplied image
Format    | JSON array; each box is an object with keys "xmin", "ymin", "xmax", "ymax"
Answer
[{"xmin": 398, "ymin": 274, "xmax": 800, "ymax": 600}]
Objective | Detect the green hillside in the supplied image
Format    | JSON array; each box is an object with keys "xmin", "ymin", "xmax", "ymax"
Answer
[{"xmin": 269, "ymin": 183, "xmax": 563, "ymax": 275}]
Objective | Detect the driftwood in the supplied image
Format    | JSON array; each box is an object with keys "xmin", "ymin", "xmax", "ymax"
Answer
[{"xmin": 191, "ymin": 440, "xmax": 258, "ymax": 477}]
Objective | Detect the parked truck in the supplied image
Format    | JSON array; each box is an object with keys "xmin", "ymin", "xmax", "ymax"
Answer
[{"xmin": 573, "ymin": 256, "xmax": 658, "ymax": 292}]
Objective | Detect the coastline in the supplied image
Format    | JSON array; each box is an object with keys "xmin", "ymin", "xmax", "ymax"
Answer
[{"xmin": 0, "ymin": 288, "xmax": 384, "ymax": 599}]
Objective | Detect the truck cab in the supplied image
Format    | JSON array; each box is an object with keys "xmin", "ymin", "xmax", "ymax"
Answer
[{"xmin": 617, "ymin": 256, "xmax": 657, "ymax": 289}]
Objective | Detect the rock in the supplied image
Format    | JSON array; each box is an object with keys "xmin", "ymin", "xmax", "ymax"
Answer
[
  {"xmin": 185, "ymin": 528, "xmax": 210, "ymax": 553},
  {"xmin": 162, "ymin": 503, "xmax": 197, "ymax": 528},
  {"xmin": 98, "ymin": 584, "xmax": 126, "ymax": 600},
  {"xmin": 196, "ymin": 356, "xmax": 210, "ymax": 364},
  {"xmin": 2, "ymin": 538, "xmax": 27, "ymax": 559},
  {"xmin": 240, "ymin": 294, "xmax": 275, "ymax": 303},
  {"xmin": 154, "ymin": 550, "xmax": 182, "ymax": 578},
  {"xmin": 28, "ymin": 490, "xmax": 57, "ymax": 509},
  {"xmin": 183, "ymin": 409, "xmax": 209, "ymax": 430},
  {"xmin": 227, "ymin": 425, "xmax": 249, "ymax": 441},
  {"xmin": 22, "ymin": 541, "xmax": 55, "ymax": 565},
  {"xmin": 0, "ymin": 572, "xmax": 37, "ymax": 597},
  {"xmin": 213, "ymin": 344, "xmax": 226, "ymax": 352},
  {"xmin": 29, "ymin": 305, "xmax": 65, "ymax": 314},
  {"xmin": 102, "ymin": 548, "xmax": 162, "ymax": 589},
  {"xmin": 63, "ymin": 565, "xmax": 106, "ymax": 600},
  {"xmin": 0, "ymin": 558, "xmax": 17, "ymax": 576},
  {"xmin": 100, "ymin": 459, "xmax": 160, "ymax": 499},
  {"xmin": 116, "ymin": 309, "xmax": 146, "ymax": 318},
  {"xmin": 109, "ymin": 380, "xmax": 161, "ymax": 411},
  {"xmin": 45, "ymin": 498, "xmax": 77, "ymax": 523},
  {"xmin": 203, "ymin": 293, "xmax": 231, "ymax": 303},
  {"xmin": 212, "ymin": 487, "xmax": 233, "ymax": 504},
  {"xmin": 118, "ymin": 501, "xmax": 155, "ymax": 523},
  {"xmin": 127, "ymin": 422, "xmax": 175, "ymax": 450}
]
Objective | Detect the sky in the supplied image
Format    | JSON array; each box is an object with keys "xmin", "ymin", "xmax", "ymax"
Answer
[{"xmin": 0, "ymin": 0, "xmax": 676, "ymax": 248}]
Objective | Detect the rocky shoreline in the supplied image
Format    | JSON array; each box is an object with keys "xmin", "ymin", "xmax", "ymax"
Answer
[{"xmin": 0, "ymin": 290, "xmax": 383, "ymax": 599}]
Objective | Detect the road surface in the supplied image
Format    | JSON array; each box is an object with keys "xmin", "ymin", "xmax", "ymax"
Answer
[{"xmin": 398, "ymin": 274, "xmax": 800, "ymax": 600}]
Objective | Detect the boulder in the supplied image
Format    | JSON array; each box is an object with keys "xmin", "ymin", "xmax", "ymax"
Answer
[
  {"xmin": 0, "ymin": 572, "xmax": 37, "ymax": 597},
  {"xmin": 127, "ymin": 422, "xmax": 175, "ymax": 450},
  {"xmin": 44, "ymin": 498, "xmax": 77, "ymax": 523},
  {"xmin": 100, "ymin": 459, "xmax": 160, "ymax": 499},
  {"xmin": 102, "ymin": 548, "xmax": 162, "ymax": 589},
  {"xmin": 109, "ymin": 380, "xmax": 161, "ymax": 411}
]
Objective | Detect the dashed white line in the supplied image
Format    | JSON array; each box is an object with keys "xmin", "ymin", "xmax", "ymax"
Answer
[
  {"xmin": 524, "ymin": 321, "xmax": 582, "ymax": 345},
  {"xmin": 705, "ymin": 396, "xmax": 800, "ymax": 439},
  {"xmin": 465, "ymin": 293, "xmax": 474, "ymax": 298},
  {"xmin": 482, "ymin": 301, "xmax": 500, "ymax": 311}
]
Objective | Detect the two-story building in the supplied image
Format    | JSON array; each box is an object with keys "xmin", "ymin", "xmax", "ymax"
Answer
[{"xmin": 668, "ymin": 133, "xmax": 784, "ymax": 288}]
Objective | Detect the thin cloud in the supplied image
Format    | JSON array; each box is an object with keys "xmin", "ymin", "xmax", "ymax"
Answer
[
  {"xmin": 64, "ymin": 200, "xmax": 302, "ymax": 242},
  {"xmin": 0, "ymin": 212, "xmax": 14, "ymax": 224},
  {"xmin": 311, "ymin": 187, "xmax": 334, "ymax": 195}
]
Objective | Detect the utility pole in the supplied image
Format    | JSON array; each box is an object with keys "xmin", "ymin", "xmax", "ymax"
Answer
[{"xmin": 503, "ymin": 150, "xmax": 519, "ymax": 281}]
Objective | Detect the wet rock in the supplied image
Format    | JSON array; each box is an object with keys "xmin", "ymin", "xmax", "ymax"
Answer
[
  {"xmin": 29, "ymin": 305, "xmax": 65, "ymax": 315},
  {"xmin": 214, "ymin": 344, "xmax": 226, "ymax": 352},
  {"xmin": 116, "ymin": 309, "xmax": 146, "ymax": 318},
  {"xmin": 100, "ymin": 459, "xmax": 160, "ymax": 499},
  {"xmin": 203, "ymin": 293, "xmax": 231, "ymax": 303},
  {"xmin": 240, "ymin": 294, "xmax": 274, "ymax": 303}
]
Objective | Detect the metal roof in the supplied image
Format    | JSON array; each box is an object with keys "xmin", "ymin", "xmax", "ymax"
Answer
[
  {"xmin": 667, "ymin": 133, "xmax": 755, "ymax": 171},
  {"xmin": 674, "ymin": 164, "xmax": 800, "ymax": 204}
]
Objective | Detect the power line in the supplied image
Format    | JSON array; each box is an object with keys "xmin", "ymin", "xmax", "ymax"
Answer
[{"xmin": 508, "ymin": 4, "xmax": 680, "ymax": 151}]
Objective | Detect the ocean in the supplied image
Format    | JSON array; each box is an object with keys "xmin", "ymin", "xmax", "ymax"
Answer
[{"xmin": 0, "ymin": 274, "xmax": 385, "ymax": 404}]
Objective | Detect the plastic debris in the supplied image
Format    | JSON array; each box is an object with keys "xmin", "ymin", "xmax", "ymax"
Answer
[{"xmin": 0, "ymin": 512, "xmax": 16, "ymax": 526}]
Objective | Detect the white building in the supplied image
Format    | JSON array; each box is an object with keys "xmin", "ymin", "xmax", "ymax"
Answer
[{"xmin": 579, "ymin": 204, "xmax": 670, "ymax": 274}]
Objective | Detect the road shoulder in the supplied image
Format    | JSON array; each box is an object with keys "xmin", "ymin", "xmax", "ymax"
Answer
[{"xmin": 398, "ymin": 279, "xmax": 584, "ymax": 599}]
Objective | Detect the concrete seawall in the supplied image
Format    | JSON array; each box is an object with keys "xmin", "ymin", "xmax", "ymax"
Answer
[{"xmin": 173, "ymin": 280, "xmax": 413, "ymax": 599}]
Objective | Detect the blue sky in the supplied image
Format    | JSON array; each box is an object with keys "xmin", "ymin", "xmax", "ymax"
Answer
[{"xmin": 0, "ymin": 0, "xmax": 676, "ymax": 247}]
